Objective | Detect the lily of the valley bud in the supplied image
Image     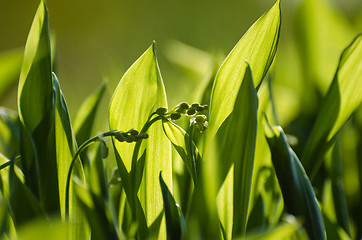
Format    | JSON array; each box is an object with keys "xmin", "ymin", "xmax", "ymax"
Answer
[
  {"xmin": 170, "ymin": 113, "xmax": 182, "ymax": 120},
  {"xmin": 156, "ymin": 107, "xmax": 168, "ymax": 115},
  {"xmin": 195, "ymin": 114, "xmax": 207, "ymax": 123},
  {"xmin": 190, "ymin": 114, "xmax": 209, "ymax": 133},
  {"xmin": 187, "ymin": 109, "xmax": 196, "ymax": 116},
  {"xmin": 135, "ymin": 133, "xmax": 149, "ymax": 140},
  {"xmin": 114, "ymin": 132, "xmax": 126, "ymax": 142},
  {"xmin": 100, "ymin": 140, "xmax": 109, "ymax": 159},
  {"xmin": 202, "ymin": 105, "xmax": 209, "ymax": 111},
  {"xmin": 127, "ymin": 129, "xmax": 139, "ymax": 135}
]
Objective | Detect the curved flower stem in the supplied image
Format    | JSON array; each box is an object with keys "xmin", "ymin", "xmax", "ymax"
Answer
[
  {"xmin": 129, "ymin": 115, "xmax": 162, "ymax": 219},
  {"xmin": 65, "ymin": 131, "xmax": 115, "ymax": 219}
]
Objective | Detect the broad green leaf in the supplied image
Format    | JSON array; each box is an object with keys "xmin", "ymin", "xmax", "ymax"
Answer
[
  {"xmin": 109, "ymin": 43, "xmax": 172, "ymax": 230},
  {"xmin": 208, "ymin": 0, "xmax": 280, "ymax": 137},
  {"xmin": 302, "ymin": 34, "xmax": 362, "ymax": 177},
  {"xmin": 266, "ymin": 126, "xmax": 326, "ymax": 240},
  {"xmin": 53, "ymin": 74, "xmax": 89, "ymax": 239},
  {"xmin": 74, "ymin": 83, "xmax": 106, "ymax": 146},
  {"xmin": 18, "ymin": 0, "xmax": 52, "ymax": 133},
  {"xmin": 159, "ymin": 172, "xmax": 182, "ymax": 240},
  {"xmin": 215, "ymin": 64, "xmax": 258, "ymax": 238},
  {"xmin": 0, "ymin": 48, "xmax": 23, "ymax": 99}
]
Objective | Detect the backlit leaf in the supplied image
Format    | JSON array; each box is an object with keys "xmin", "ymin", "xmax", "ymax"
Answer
[
  {"xmin": 109, "ymin": 43, "xmax": 172, "ymax": 231},
  {"xmin": 215, "ymin": 64, "xmax": 258, "ymax": 238},
  {"xmin": 208, "ymin": 0, "xmax": 280, "ymax": 137},
  {"xmin": 302, "ymin": 34, "xmax": 362, "ymax": 177}
]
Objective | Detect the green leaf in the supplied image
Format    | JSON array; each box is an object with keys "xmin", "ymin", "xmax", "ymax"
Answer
[
  {"xmin": 208, "ymin": 0, "xmax": 280, "ymax": 137},
  {"xmin": 0, "ymin": 108, "xmax": 20, "ymax": 159},
  {"xmin": 15, "ymin": 218, "xmax": 70, "ymax": 240},
  {"xmin": 74, "ymin": 83, "xmax": 106, "ymax": 146},
  {"xmin": 73, "ymin": 178, "xmax": 118, "ymax": 240},
  {"xmin": 215, "ymin": 64, "xmax": 258, "ymax": 238},
  {"xmin": 241, "ymin": 218, "xmax": 305, "ymax": 240},
  {"xmin": 109, "ymin": 43, "xmax": 172, "ymax": 231},
  {"xmin": 9, "ymin": 158, "xmax": 45, "ymax": 227},
  {"xmin": 53, "ymin": 74, "xmax": 89, "ymax": 239},
  {"xmin": 161, "ymin": 119, "xmax": 199, "ymax": 183},
  {"xmin": 302, "ymin": 34, "xmax": 362, "ymax": 177},
  {"xmin": 159, "ymin": 172, "xmax": 182, "ymax": 240},
  {"xmin": 266, "ymin": 126, "xmax": 326, "ymax": 240},
  {"xmin": 18, "ymin": 0, "xmax": 52, "ymax": 133},
  {"xmin": 328, "ymin": 140, "xmax": 351, "ymax": 236},
  {"xmin": 17, "ymin": 0, "xmax": 60, "ymax": 214}
]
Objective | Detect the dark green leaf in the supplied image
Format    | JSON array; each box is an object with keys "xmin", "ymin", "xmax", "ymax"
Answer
[
  {"xmin": 266, "ymin": 126, "xmax": 326, "ymax": 240},
  {"xmin": 160, "ymin": 172, "xmax": 182, "ymax": 240}
]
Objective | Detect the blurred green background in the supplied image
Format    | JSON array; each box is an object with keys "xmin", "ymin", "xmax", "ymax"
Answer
[{"xmin": 0, "ymin": 0, "xmax": 361, "ymax": 122}]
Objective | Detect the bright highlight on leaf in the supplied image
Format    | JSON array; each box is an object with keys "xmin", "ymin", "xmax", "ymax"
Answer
[
  {"xmin": 208, "ymin": 0, "xmax": 280, "ymax": 137},
  {"xmin": 109, "ymin": 43, "xmax": 172, "ymax": 230}
]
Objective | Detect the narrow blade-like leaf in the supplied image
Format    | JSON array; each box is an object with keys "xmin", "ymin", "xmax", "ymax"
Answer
[
  {"xmin": 208, "ymin": 0, "xmax": 280, "ymax": 137},
  {"xmin": 159, "ymin": 172, "xmax": 182, "ymax": 240},
  {"xmin": 73, "ymin": 83, "xmax": 106, "ymax": 146},
  {"xmin": 266, "ymin": 126, "xmax": 326, "ymax": 240},
  {"xmin": 215, "ymin": 64, "xmax": 258, "ymax": 238},
  {"xmin": 17, "ymin": 0, "xmax": 59, "ymax": 213},
  {"xmin": 303, "ymin": 34, "xmax": 362, "ymax": 177},
  {"xmin": 18, "ymin": 0, "xmax": 52, "ymax": 133},
  {"xmin": 53, "ymin": 74, "xmax": 89, "ymax": 239}
]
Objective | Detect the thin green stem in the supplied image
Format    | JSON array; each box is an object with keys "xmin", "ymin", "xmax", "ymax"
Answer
[
  {"xmin": 0, "ymin": 155, "xmax": 21, "ymax": 171},
  {"xmin": 65, "ymin": 131, "xmax": 115, "ymax": 219},
  {"xmin": 129, "ymin": 115, "xmax": 162, "ymax": 220}
]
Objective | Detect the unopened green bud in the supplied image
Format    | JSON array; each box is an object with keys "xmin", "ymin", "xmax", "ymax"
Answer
[
  {"xmin": 187, "ymin": 109, "xmax": 196, "ymax": 115},
  {"xmin": 109, "ymin": 168, "xmax": 121, "ymax": 185},
  {"xmin": 195, "ymin": 114, "xmax": 207, "ymax": 123},
  {"xmin": 179, "ymin": 102, "xmax": 189, "ymax": 110},
  {"xmin": 196, "ymin": 106, "xmax": 204, "ymax": 112},
  {"xmin": 195, "ymin": 121, "xmax": 208, "ymax": 133},
  {"xmin": 170, "ymin": 113, "xmax": 181, "ymax": 120},
  {"xmin": 135, "ymin": 133, "xmax": 149, "ymax": 141},
  {"xmin": 175, "ymin": 107, "xmax": 186, "ymax": 114},
  {"xmin": 100, "ymin": 140, "xmax": 109, "ymax": 159},
  {"xmin": 156, "ymin": 107, "xmax": 168, "ymax": 115},
  {"xmin": 126, "ymin": 135, "xmax": 136, "ymax": 143},
  {"xmin": 127, "ymin": 129, "xmax": 139, "ymax": 135},
  {"xmin": 114, "ymin": 132, "xmax": 126, "ymax": 142},
  {"xmin": 191, "ymin": 103, "xmax": 200, "ymax": 108},
  {"xmin": 202, "ymin": 105, "xmax": 209, "ymax": 111}
]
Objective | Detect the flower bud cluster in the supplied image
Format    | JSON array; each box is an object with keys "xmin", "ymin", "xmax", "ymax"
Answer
[
  {"xmin": 155, "ymin": 102, "xmax": 209, "ymax": 133},
  {"xmin": 190, "ymin": 114, "xmax": 208, "ymax": 133},
  {"xmin": 113, "ymin": 129, "xmax": 149, "ymax": 143}
]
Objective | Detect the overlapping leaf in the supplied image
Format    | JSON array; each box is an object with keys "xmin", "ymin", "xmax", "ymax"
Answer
[
  {"xmin": 208, "ymin": 0, "xmax": 280, "ymax": 136},
  {"xmin": 17, "ymin": 0, "xmax": 59, "ymax": 213},
  {"xmin": 215, "ymin": 64, "xmax": 258, "ymax": 238}
]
